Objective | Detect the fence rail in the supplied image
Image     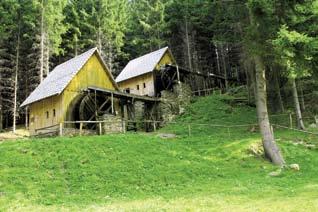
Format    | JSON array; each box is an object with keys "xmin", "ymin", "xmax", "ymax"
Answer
[{"xmin": 33, "ymin": 112, "xmax": 318, "ymax": 138}]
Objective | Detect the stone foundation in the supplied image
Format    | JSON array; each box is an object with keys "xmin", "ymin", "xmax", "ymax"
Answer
[
  {"xmin": 63, "ymin": 128, "xmax": 95, "ymax": 136},
  {"xmin": 98, "ymin": 114, "xmax": 124, "ymax": 134},
  {"xmin": 159, "ymin": 82, "xmax": 192, "ymax": 123}
]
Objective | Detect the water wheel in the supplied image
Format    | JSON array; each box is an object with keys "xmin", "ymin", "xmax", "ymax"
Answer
[{"xmin": 78, "ymin": 92, "xmax": 112, "ymax": 129}]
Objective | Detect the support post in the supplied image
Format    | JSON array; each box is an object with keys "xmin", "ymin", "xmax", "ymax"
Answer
[
  {"xmin": 59, "ymin": 122, "xmax": 63, "ymax": 137},
  {"xmin": 79, "ymin": 122, "xmax": 83, "ymax": 136},
  {"xmin": 111, "ymin": 93, "xmax": 114, "ymax": 114},
  {"xmin": 98, "ymin": 122, "xmax": 102, "ymax": 135},
  {"xmin": 99, "ymin": 122, "xmax": 102, "ymax": 135},
  {"xmin": 25, "ymin": 107, "xmax": 28, "ymax": 129},
  {"xmin": 122, "ymin": 119, "xmax": 126, "ymax": 133},
  {"xmin": 153, "ymin": 121, "xmax": 156, "ymax": 132}
]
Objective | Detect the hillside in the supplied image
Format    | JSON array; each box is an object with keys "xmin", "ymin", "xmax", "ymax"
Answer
[{"xmin": 1, "ymin": 95, "xmax": 318, "ymax": 211}]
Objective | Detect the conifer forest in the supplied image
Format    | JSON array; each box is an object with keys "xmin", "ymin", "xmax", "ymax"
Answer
[{"xmin": 0, "ymin": 0, "xmax": 317, "ymax": 139}]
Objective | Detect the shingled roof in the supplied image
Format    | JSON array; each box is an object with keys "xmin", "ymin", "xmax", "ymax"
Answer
[
  {"xmin": 21, "ymin": 47, "xmax": 117, "ymax": 107},
  {"xmin": 116, "ymin": 47, "xmax": 171, "ymax": 83}
]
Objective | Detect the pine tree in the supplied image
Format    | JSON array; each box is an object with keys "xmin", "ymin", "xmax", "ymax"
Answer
[
  {"xmin": 273, "ymin": 1, "xmax": 318, "ymax": 130},
  {"xmin": 62, "ymin": 0, "xmax": 129, "ymax": 72},
  {"xmin": 32, "ymin": 0, "xmax": 67, "ymax": 82},
  {"xmin": 125, "ymin": 0, "xmax": 170, "ymax": 58}
]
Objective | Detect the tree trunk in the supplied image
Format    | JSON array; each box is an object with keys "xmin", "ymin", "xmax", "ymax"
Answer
[
  {"xmin": 97, "ymin": 26, "xmax": 102, "ymax": 53},
  {"xmin": 45, "ymin": 42, "xmax": 50, "ymax": 77},
  {"xmin": 214, "ymin": 44, "xmax": 222, "ymax": 89},
  {"xmin": 13, "ymin": 25, "xmax": 21, "ymax": 133},
  {"xmin": 244, "ymin": 64, "xmax": 251, "ymax": 104},
  {"xmin": 40, "ymin": 0, "xmax": 45, "ymax": 82},
  {"xmin": 299, "ymin": 82, "xmax": 306, "ymax": 111},
  {"xmin": 291, "ymin": 78, "xmax": 305, "ymax": 130},
  {"xmin": 254, "ymin": 55, "xmax": 285, "ymax": 166},
  {"xmin": 185, "ymin": 18, "xmax": 192, "ymax": 72},
  {"xmin": 0, "ymin": 101, "xmax": 3, "ymax": 131},
  {"xmin": 74, "ymin": 36, "xmax": 78, "ymax": 56},
  {"xmin": 0, "ymin": 112, "xmax": 2, "ymax": 131},
  {"xmin": 273, "ymin": 68, "xmax": 284, "ymax": 113},
  {"xmin": 220, "ymin": 44, "xmax": 229, "ymax": 90}
]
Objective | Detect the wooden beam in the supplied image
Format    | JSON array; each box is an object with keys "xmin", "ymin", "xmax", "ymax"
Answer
[
  {"xmin": 59, "ymin": 122, "xmax": 63, "ymax": 136},
  {"xmin": 87, "ymin": 87, "xmax": 160, "ymax": 102},
  {"xmin": 87, "ymin": 98, "xmax": 110, "ymax": 122},
  {"xmin": 111, "ymin": 93, "xmax": 114, "ymax": 114},
  {"xmin": 99, "ymin": 122, "xmax": 102, "ymax": 135},
  {"xmin": 79, "ymin": 122, "xmax": 83, "ymax": 136}
]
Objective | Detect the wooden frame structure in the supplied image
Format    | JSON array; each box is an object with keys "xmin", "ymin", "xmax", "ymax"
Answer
[
  {"xmin": 154, "ymin": 64, "xmax": 232, "ymax": 96},
  {"xmin": 86, "ymin": 86, "xmax": 160, "ymax": 131}
]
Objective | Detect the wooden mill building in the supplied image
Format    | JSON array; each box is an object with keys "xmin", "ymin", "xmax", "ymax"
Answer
[
  {"xmin": 21, "ymin": 47, "xmax": 222, "ymax": 135},
  {"xmin": 21, "ymin": 48, "xmax": 120, "ymax": 134},
  {"xmin": 116, "ymin": 47, "xmax": 176, "ymax": 96}
]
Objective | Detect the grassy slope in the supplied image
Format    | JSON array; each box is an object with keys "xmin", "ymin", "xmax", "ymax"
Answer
[{"xmin": 1, "ymin": 95, "xmax": 318, "ymax": 211}]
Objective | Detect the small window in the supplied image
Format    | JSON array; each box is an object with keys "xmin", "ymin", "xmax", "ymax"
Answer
[
  {"xmin": 30, "ymin": 117, "xmax": 35, "ymax": 123},
  {"xmin": 125, "ymin": 88, "xmax": 130, "ymax": 93},
  {"xmin": 53, "ymin": 109, "xmax": 56, "ymax": 117},
  {"xmin": 137, "ymin": 85, "xmax": 140, "ymax": 90},
  {"xmin": 143, "ymin": 83, "xmax": 146, "ymax": 88},
  {"xmin": 46, "ymin": 111, "xmax": 49, "ymax": 119}
]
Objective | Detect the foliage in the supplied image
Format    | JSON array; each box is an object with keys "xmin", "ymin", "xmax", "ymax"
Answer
[{"xmin": 273, "ymin": 26, "xmax": 315, "ymax": 78}]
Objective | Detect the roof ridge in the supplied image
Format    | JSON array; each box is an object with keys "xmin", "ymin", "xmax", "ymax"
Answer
[
  {"xmin": 129, "ymin": 46, "xmax": 168, "ymax": 63},
  {"xmin": 116, "ymin": 47, "xmax": 169, "ymax": 83},
  {"xmin": 20, "ymin": 47, "xmax": 99, "ymax": 107},
  {"xmin": 51, "ymin": 47, "xmax": 97, "ymax": 73}
]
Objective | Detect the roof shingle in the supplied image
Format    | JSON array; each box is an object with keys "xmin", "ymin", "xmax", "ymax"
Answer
[
  {"xmin": 21, "ymin": 47, "xmax": 115, "ymax": 107},
  {"xmin": 116, "ymin": 47, "xmax": 169, "ymax": 83}
]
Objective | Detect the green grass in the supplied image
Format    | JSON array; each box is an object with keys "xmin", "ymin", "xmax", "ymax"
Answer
[{"xmin": 1, "ymin": 95, "xmax": 318, "ymax": 211}]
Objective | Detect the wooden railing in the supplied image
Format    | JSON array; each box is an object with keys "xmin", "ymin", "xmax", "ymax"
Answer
[
  {"xmin": 192, "ymin": 88, "xmax": 221, "ymax": 96},
  {"xmin": 35, "ymin": 124, "xmax": 60, "ymax": 136}
]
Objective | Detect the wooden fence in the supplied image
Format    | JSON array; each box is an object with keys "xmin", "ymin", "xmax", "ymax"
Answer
[{"xmin": 33, "ymin": 112, "xmax": 318, "ymax": 138}]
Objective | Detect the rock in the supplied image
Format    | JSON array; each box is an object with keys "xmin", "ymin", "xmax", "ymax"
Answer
[
  {"xmin": 158, "ymin": 133, "xmax": 177, "ymax": 139},
  {"xmin": 289, "ymin": 164, "xmax": 300, "ymax": 171},
  {"xmin": 305, "ymin": 144, "xmax": 316, "ymax": 149},
  {"xmin": 269, "ymin": 169, "xmax": 282, "ymax": 177},
  {"xmin": 248, "ymin": 143, "xmax": 264, "ymax": 156}
]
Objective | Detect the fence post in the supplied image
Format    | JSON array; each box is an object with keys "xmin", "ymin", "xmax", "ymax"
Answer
[
  {"xmin": 122, "ymin": 119, "xmax": 126, "ymax": 133},
  {"xmin": 59, "ymin": 122, "xmax": 63, "ymax": 137},
  {"xmin": 153, "ymin": 121, "xmax": 157, "ymax": 132},
  {"xmin": 79, "ymin": 122, "xmax": 83, "ymax": 136},
  {"xmin": 289, "ymin": 113, "xmax": 293, "ymax": 128},
  {"xmin": 99, "ymin": 122, "xmax": 102, "ymax": 135},
  {"xmin": 271, "ymin": 125, "xmax": 274, "ymax": 136},
  {"xmin": 188, "ymin": 124, "xmax": 191, "ymax": 137}
]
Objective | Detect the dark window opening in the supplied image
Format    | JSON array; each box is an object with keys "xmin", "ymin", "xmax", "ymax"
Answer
[
  {"xmin": 53, "ymin": 109, "xmax": 56, "ymax": 117},
  {"xmin": 125, "ymin": 88, "xmax": 130, "ymax": 93},
  {"xmin": 137, "ymin": 85, "xmax": 140, "ymax": 90},
  {"xmin": 46, "ymin": 111, "xmax": 49, "ymax": 119},
  {"xmin": 143, "ymin": 83, "xmax": 146, "ymax": 88}
]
